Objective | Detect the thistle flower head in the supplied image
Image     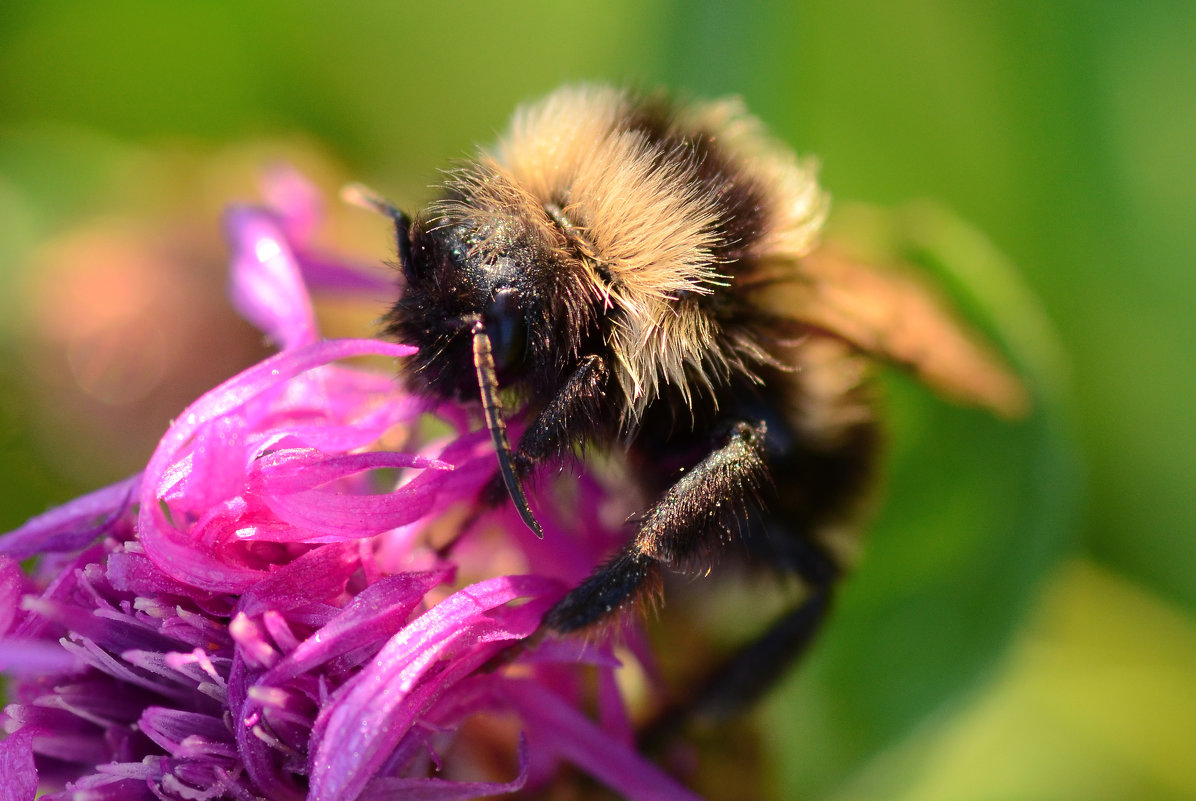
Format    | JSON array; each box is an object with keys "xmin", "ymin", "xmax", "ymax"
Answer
[{"xmin": 0, "ymin": 170, "xmax": 699, "ymax": 801}]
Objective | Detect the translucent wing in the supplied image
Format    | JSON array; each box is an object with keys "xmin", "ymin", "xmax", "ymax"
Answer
[{"xmin": 750, "ymin": 246, "xmax": 1030, "ymax": 419}]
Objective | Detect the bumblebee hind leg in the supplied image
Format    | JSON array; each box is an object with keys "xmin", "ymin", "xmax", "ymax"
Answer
[
  {"xmin": 543, "ymin": 420, "xmax": 770, "ymax": 633},
  {"xmin": 541, "ymin": 417, "xmax": 843, "ymax": 739},
  {"xmin": 639, "ymin": 362, "xmax": 879, "ymax": 742}
]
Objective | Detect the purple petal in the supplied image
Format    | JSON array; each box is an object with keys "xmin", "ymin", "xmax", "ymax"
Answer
[
  {"xmin": 501, "ymin": 679, "xmax": 705, "ymax": 801},
  {"xmin": 159, "ymin": 608, "xmax": 236, "ymax": 650},
  {"xmin": 235, "ymin": 542, "xmax": 359, "ymax": 618},
  {"xmin": 120, "ymin": 650, "xmax": 221, "ymax": 700},
  {"xmin": 224, "ymin": 206, "xmax": 318, "ymax": 350},
  {"xmin": 2, "ymin": 705, "xmax": 111, "ymax": 766},
  {"xmin": 186, "ymin": 414, "xmax": 252, "ymax": 512},
  {"xmin": 0, "ymin": 638, "xmax": 82, "ymax": 675},
  {"xmin": 56, "ymin": 636, "xmax": 191, "ymax": 700},
  {"xmin": 259, "ymin": 165, "xmax": 324, "ymax": 244},
  {"xmin": 297, "ymin": 251, "xmax": 394, "ymax": 296},
  {"xmin": 157, "ymin": 758, "xmax": 254, "ymax": 801},
  {"xmin": 261, "ymin": 569, "xmax": 452, "ymax": 686},
  {"xmin": 229, "ymin": 614, "xmax": 277, "ymax": 670},
  {"xmin": 256, "ymin": 166, "xmax": 396, "ymax": 297},
  {"xmin": 0, "ymin": 557, "xmax": 25, "ymax": 635},
  {"xmin": 309, "ymin": 575, "xmax": 562, "ymax": 801},
  {"xmin": 360, "ymin": 735, "xmax": 529, "ymax": 801},
  {"xmin": 40, "ymin": 769, "xmax": 158, "ymax": 801},
  {"xmin": 598, "ymin": 664, "xmax": 634, "ymax": 747},
  {"xmin": 22, "ymin": 595, "xmax": 182, "ymax": 659},
  {"xmin": 9, "ymin": 546, "xmax": 104, "ymax": 642},
  {"xmin": 517, "ymin": 636, "xmax": 622, "ymax": 669},
  {"xmin": 259, "ymin": 475, "xmax": 449, "ymax": 542},
  {"xmin": 43, "ymin": 678, "xmax": 159, "ymax": 728},
  {"xmin": 250, "ymin": 449, "xmax": 451, "ymax": 494},
  {"xmin": 255, "ymin": 394, "xmax": 425, "ymax": 455},
  {"xmin": 0, "ymin": 726, "xmax": 38, "ymax": 801},
  {"xmin": 163, "ymin": 649, "xmax": 231, "ymax": 700},
  {"xmin": 0, "ymin": 475, "xmax": 139, "ymax": 560},
  {"xmin": 138, "ymin": 708, "xmax": 234, "ymax": 757},
  {"xmin": 105, "ymin": 549, "xmax": 221, "ymax": 607},
  {"xmin": 244, "ymin": 449, "xmax": 453, "ymax": 542}
]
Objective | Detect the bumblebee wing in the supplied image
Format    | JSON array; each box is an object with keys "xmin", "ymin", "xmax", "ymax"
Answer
[{"xmin": 751, "ymin": 247, "xmax": 1029, "ymax": 419}]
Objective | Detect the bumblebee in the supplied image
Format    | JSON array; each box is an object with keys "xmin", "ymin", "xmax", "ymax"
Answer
[{"xmin": 362, "ymin": 84, "xmax": 1024, "ymax": 718}]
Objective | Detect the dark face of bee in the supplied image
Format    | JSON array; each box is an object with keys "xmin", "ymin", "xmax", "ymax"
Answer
[{"xmin": 384, "ymin": 213, "xmax": 596, "ymax": 404}]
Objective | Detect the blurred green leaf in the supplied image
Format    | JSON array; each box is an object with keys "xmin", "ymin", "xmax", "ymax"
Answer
[{"xmin": 832, "ymin": 560, "xmax": 1196, "ymax": 801}]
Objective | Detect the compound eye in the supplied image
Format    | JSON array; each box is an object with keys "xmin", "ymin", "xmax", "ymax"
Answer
[{"xmin": 484, "ymin": 288, "xmax": 527, "ymax": 376}]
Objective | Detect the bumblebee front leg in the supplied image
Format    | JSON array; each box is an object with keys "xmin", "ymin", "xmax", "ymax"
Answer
[
  {"xmin": 516, "ymin": 354, "xmax": 610, "ymax": 468},
  {"xmin": 544, "ymin": 421, "xmax": 769, "ymax": 633}
]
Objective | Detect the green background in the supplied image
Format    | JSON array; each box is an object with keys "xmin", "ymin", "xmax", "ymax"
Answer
[{"xmin": 1, "ymin": 2, "xmax": 1192, "ymax": 799}]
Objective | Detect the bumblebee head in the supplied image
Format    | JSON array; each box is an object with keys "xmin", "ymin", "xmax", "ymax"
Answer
[
  {"xmin": 381, "ymin": 202, "xmax": 597, "ymax": 539},
  {"xmin": 386, "ymin": 217, "xmax": 538, "ymax": 401}
]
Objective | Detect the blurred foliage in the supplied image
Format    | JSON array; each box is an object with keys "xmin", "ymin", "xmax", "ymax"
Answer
[{"xmin": 1, "ymin": 1, "xmax": 1192, "ymax": 799}]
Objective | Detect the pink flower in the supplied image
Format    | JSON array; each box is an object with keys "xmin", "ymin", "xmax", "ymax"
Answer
[{"xmin": 0, "ymin": 170, "xmax": 699, "ymax": 801}]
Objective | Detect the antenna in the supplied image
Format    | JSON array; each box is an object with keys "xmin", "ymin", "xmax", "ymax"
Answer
[{"xmin": 342, "ymin": 183, "xmax": 411, "ymax": 271}]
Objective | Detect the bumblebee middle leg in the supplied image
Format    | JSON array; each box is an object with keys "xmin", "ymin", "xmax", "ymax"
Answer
[{"xmin": 543, "ymin": 420, "xmax": 769, "ymax": 633}]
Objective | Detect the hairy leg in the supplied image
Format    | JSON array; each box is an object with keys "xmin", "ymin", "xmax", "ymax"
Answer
[{"xmin": 544, "ymin": 421, "xmax": 769, "ymax": 632}]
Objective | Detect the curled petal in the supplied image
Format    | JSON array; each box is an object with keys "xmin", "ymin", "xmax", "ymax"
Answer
[
  {"xmin": 186, "ymin": 414, "xmax": 253, "ymax": 513},
  {"xmin": 250, "ymin": 449, "xmax": 451, "ymax": 494},
  {"xmin": 259, "ymin": 473, "xmax": 451, "ymax": 542},
  {"xmin": 257, "ymin": 393, "xmax": 425, "ymax": 454},
  {"xmin": 225, "ymin": 206, "xmax": 318, "ymax": 350},
  {"xmin": 245, "ymin": 449, "xmax": 454, "ymax": 541},
  {"xmin": 138, "ymin": 338, "xmax": 415, "ymax": 593}
]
